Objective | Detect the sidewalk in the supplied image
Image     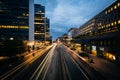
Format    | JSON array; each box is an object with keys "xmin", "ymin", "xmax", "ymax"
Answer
[
  {"xmin": 0, "ymin": 45, "xmax": 48, "ymax": 61},
  {"xmin": 64, "ymin": 45, "xmax": 120, "ymax": 80},
  {"xmin": 79, "ymin": 53, "xmax": 120, "ymax": 80}
]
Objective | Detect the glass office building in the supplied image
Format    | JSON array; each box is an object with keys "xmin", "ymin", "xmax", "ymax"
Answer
[
  {"xmin": 0, "ymin": 0, "xmax": 29, "ymax": 40},
  {"xmin": 34, "ymin": 4, "xmax": 45, "ymax": 41}
]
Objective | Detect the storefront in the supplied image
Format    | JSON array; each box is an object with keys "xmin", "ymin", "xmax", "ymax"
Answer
[{"xmin": 91, "ymin": 45, "xmax": 97, "ymax": 56}]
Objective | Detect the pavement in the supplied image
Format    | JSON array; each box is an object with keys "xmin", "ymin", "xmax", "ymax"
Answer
[
  {"xmin": 77, "ymin": 51, "xmax": 120, "ymax": 80},
  {"xmin": 0, "ymin": 46, "xmax": 47, "ymax": 61}
]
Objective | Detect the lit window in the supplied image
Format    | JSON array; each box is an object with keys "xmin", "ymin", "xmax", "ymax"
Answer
[
  {"xmin": 23, "ymin": 13, "xmax": 25, "ymax": 16},
  {"xmin": 105, "ymin": 11, "xmax": 107, "ymax": 14},
  {"xmin": 118, "ymin": 3, "xmax": 120, "ymax": 7},
  {"xmin": 108, "ymin": 9, "xmax": 110, "ymax": 13},
  {"xmin": 26, "ymin": 14, "xmax": 29, "ymax": 16},
  {"xmin": 114, "ymin": 21, "xmax": 117, "ymax": 25},
  {"xmin": 111, "ymin": 7, "xmax": 113, "ymax": 11},
  {"xmin": 118, "ymin": 20, "xmax": 120, "ymax": 24},
  {"xmin": 114, "ymin": 5, "xmax": 117, "ymax": 9},
  {"xmin": 106, "ymin": 25, "xmax": 109, "ymax": 27},
  {"xmin": 106, "ymin": 25, "xmax": 108, "ymax": 27},
  {"xmin": 111, "ymin": 22, "xmax": 114, "ymax": 26},
  {"xmin": 111, "ymin": 8, "xmax": 113, "ymax": 11}
]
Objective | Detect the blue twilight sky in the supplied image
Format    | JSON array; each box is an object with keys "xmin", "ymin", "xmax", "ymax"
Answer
[{"xmin": 34, "ymin": 0, "xmax": 115, "ymax": 40}]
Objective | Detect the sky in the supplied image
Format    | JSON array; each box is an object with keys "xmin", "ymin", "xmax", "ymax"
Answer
[{"xmin": 34, "ymin": 0, "xmax": 115, "ymax": 40}]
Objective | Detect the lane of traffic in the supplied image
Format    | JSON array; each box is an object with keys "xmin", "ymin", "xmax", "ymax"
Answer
[
  {"xmin": 63, "ymin": 44, "xmax": 104, "ymax": 80},
  {"xmin": 0, "ymin": 45, "xmax": 53, "ymax": 80},
  {"xmin": 59, "ymin": 44, "xmax": 89, "ymax": 80},
  {"xmin": 30, "ymin": 43, "xmax": 57, "ymax": 80}
]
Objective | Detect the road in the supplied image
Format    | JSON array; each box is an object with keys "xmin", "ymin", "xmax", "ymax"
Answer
[{"xmin": 0, "ymin": 43, "xmax": 103, "ymax": 80}]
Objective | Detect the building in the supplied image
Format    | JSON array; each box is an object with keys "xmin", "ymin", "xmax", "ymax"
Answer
[
  {"xmin": 76, "ymin": 0, "xmax": 120, "ymax": 62},
  {"xmin": 0, "ymin": 0, "xmax": 35, "ymax": 56},
  {"xmin": 34, "ymin": 4, "xmax": 50, "ymax": 44},
  {"xmin": 34, "ymin": 4, "xmax": 45, "ymax": 42},
  {"xmin": 45, "ymin": 18, "xmax": 50, "ymax": 41},
  {"xmin": 62, "ymin": 33, "xmax": 69, "ymax": 44},
  {"xmin": 0, "ymin": 0, "xmax": 29, "ymax": 40},
  {"xmin": 68, "ymin": 28, "xmax": 79, "ymax": 41}
]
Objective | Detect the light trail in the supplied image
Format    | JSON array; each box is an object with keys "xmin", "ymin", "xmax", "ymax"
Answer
[
  {"xmin": 30, "ymin": 43, "xmax": 57, "ymax": 80},
  {"xmin": 0, "ymin": 45, "xmax": 53, "ymax": 80}
]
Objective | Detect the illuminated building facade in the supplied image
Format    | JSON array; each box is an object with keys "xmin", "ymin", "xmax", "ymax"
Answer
[
  {"xmin": 34, "ymin": 4, "xmax": 45, "ymax": 42},
  {"xmin": 0, "ymin": 0, "xmax": 29, "ymax": 40},
  {"xmin": 76, "ymin": 0, "xmax": 120, "ymax": 62},
  {"xmin": 45, "ymin": 18, "xmax": 50, "ymax": 41},
  {"xmin": 68, "ymin": 28, "xmax": 79, "ymax": 41}
]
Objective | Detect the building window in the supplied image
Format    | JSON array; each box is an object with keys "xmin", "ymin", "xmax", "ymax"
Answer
[
  {"xmin": 111, "ymin": 7, "xmax": 113, "ymax": 11},
  {"xmin": 114, "ymin": 21, "xmax": 117, "ymax": 25},
  {"xmin": 118, "ymin": 20, "xmax": 120, "ymax": 24},
  {"xmin": 111, "ymin": 22, "xmax": 114, "ymax": 26},
  {"xmin": 114, "ymin": 5, "xmax": 117, "ymax": 9},
  {"xmin": 118, "ymin": 3, "xmax": 120, "ymax": 7},
  {"xmin": 108, "ymin": 9, "xmax": 110, "ymax": 13},
  {"xmin": 105, "ymin": 11, "xmax": 107, "ymax": 14}
]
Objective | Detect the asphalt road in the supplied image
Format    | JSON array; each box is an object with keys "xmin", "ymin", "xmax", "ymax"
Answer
[{"xmin": 0, "ymin": 43, "xmax": 103, "ymax": 80}]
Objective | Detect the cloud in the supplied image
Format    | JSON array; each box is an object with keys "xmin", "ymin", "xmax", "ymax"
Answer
[
  {"xmin": 35, "ymin": 0, "xmax": 115, "ymax": 40},
  {"xmin": 49, "ymin": 0, "xmax": 95, "ymax": 38},
  {"xmin": 50, "ymin": 0, "xmax": 115, "ymax": 29},
  {"xmin": 51, "ymin": 1, "xmax": 87, "ymax": 25}
]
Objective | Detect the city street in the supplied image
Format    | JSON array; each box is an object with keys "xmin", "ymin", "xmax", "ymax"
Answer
[
  {"xmin": 0, "ymin": 43, "xmax": 104, "ymax": 80},
  {"xmin": 78, "ymin": 52, "xmax": 120, "ymax": 80},
  {"xmin": 0, "ymin": 0, "xmax": 120, "ymax": 80}
]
